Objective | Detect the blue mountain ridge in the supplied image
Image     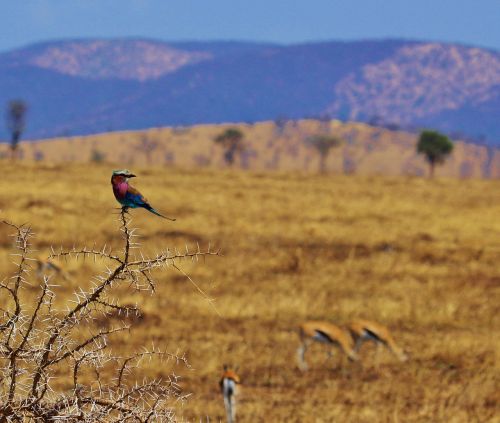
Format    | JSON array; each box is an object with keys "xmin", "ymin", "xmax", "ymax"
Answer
[{"xmin": 0, "ymin": 38, "xmax": 498, "ymax": 146}]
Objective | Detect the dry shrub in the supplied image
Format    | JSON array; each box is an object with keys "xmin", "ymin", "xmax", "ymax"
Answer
[{"xmin": 0, "ymin": 211, "xmax": 218, "ymax": 421}]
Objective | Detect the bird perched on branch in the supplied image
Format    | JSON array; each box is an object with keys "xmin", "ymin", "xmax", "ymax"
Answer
[{"xmin": 111, "ymin": 169, "xmax": 175, "ymax": 220}]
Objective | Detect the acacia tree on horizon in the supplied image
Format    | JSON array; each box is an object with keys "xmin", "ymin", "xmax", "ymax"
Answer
[
  {"xmin": 417, "ymin": 130, "xmax": 454, "ymax": 178},
  {"xmin": 5, "ymin": 99, "xmax": 28, "ymax": 158},
  {"xmin": 306, "ymin": 134, "xmax": 342, "ymax": 173},
  {"xmin": 214, "ymin": 128, "xmax": 245, "ymax": 166},
  {"xmin": 136, "ymin": 134, "xmax": 159, "ymax": 165}
]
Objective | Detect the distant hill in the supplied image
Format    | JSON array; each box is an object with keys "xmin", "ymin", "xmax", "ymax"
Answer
[{"xmin": 0, "ymin": 38, "xmax": 499, "ymax": 145}]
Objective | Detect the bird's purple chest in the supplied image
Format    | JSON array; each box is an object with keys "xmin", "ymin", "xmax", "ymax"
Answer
[{"xmin": 113, "ymin": 182, "xmax": 128, "ymax": 199}]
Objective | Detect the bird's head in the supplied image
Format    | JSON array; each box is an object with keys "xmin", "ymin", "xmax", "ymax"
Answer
[{"xmin": 111, "ymin": 169, "xmax": 136, "ymax": 184}]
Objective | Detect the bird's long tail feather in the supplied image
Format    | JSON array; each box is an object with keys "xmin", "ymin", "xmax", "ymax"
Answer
[{"xmin": 145, "ymin": 205, "xmax": 176, "ymax": 221}]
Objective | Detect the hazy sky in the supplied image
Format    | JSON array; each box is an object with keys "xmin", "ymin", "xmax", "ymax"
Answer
[{"xmin": 1, "ymin": 0, "xmax": 499, "ymax": 52}]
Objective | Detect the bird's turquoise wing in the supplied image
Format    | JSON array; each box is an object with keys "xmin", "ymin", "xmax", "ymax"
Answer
[{"xmin": 124, "ymin": 186, "xmax": 149, "ymax": 208}]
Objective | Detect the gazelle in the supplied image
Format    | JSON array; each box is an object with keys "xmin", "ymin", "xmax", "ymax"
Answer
[
  {"xmin": 348, "ymin": 319, "xmax": 408, "ymax": 364},
  {"xmin": 35, "ymin": 255, "xmax": 70, "ymax": 281},
  {"xmin": 219, "ymin": 365, "xmax": 240, "ymax": 423},
  {"xmin": 297, "ymin": 321, "xmax": 358, "ymax": 371}
]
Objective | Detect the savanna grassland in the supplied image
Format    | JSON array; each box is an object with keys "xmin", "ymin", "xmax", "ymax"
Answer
[
  {"xmin": 0, "ymin": 161, "xmax": 499, "ymax": 422},
  {"xmin": 2, "ymin": 120, "xmax": 499, "ymax": 178}
]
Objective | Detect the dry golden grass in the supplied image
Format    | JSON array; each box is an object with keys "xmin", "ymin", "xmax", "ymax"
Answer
[{"xmin": 0, "ymin": 160, "xmax": 499, "ymax": 422}]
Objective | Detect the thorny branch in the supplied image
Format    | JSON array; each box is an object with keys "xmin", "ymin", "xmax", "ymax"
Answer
[{"xmin": 0, "ymin": 210, "xmax": 219, "ymax": 421}]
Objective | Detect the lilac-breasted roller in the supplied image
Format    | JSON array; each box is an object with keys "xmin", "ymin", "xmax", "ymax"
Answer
[{"xmin": 111, "ymin": 169, "xmax": 175, "ymax": 220}]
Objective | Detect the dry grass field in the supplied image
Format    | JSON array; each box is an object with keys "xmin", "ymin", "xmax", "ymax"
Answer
[{"xmin": 0, "ymin": 160, "xmax": 499, "ymax": 422}]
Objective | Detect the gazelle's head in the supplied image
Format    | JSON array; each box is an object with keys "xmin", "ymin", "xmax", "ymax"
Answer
[
  {"xmin": 342, "ymin": 329, "xmax": 359, "ymax": 362},
  {"xmin": 221, "ymin": 364, "xmax": 240, "ymax": 382},
  {"xmin": 346, "ymin": 348, "xmax": 359, "ymax": 362}
]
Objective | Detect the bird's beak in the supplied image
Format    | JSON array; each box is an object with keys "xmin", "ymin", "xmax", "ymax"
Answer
[{"xmin": 128, "ymin": 174, "xmax": 136, "ymax": 178}]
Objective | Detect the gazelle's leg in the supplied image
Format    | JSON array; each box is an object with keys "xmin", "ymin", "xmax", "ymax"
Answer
[
  {"xmin": 223, "ymin": 394, "xmax": 232, "ymax": 423},
  {"xmin": 375, "ymin": 341, "xmax": 383, "ymax": 369},
  {"xmin": 326, "ymin": 347, "xmax": 334, "ymax": 360},
  {"xmin": 353, "ymin": 337, "xmax": 364, "ymax": 354},
  {"xmin": 323, "ymin": 345, "xmax": 334, "ymax": 366},
  {"xmin": 297, "ymin": 339, "xmax": 309, "ymax": 371},
  {"xmin": 230, "ymin": 394, "xmax": 236, "ymax": 422},
  {"xmin": 338, "ymin": 348, "xmax": 348, "ymax": 369}
]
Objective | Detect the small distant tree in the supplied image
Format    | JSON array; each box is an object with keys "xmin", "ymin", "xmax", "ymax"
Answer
[
  {"xmin": 6, "ymin": 100, "xmax": 27, "ymax": 158},
  {"xmin": 33, "ymin": 150, "xmax": 44, "ymax": 162},
  {"xmin": 274, "ymin": 116, "xmax": 289, "ymax": 137},
  {"xmin": 136, "ymin": 134, "xmax": 159, "ymax": 165},
  {"xmin": 306, "ymin": 134, "xmax": 342, "ymax": 173},
  {"xmin": 417, "ymin": 130, "xmax": 454, "ymax": 178},
  {"xmin": 90, "ymin": 148, "xmax": 106, "ymax": 163},
  {"xmin": 214, "ymin": 128, "xmax": 245, "ymax": 166}
]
